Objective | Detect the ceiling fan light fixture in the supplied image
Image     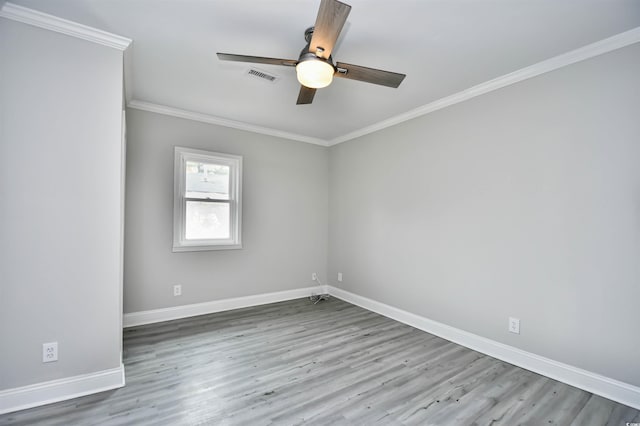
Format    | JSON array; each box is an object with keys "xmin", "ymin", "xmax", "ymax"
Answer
[{"xmin": 296, "ymin": 57, "xmax": 335, "ymax": 89}]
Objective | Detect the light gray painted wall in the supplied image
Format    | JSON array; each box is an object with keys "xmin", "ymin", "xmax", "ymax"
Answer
[
  {"xmin": 328, "ymin": 43, "xmax": 640, "ymax": 386},
  {"xmin": 124, "ymin": 109, "xmax": 328, "ymax": 313},
  {"xmin": 0, "ymin": 20, "xmax": 124, "ymax": 389}
]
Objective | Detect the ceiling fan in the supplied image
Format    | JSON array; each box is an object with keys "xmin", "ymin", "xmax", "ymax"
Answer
[{"xmin": 217, "ymin": 0, "xmax": 406, "ymax": 105}]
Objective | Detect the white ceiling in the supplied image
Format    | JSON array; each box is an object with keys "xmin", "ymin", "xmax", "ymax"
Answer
[{"xmin": 8, "ymin": 0, "xmax": 640, "ymax": 142}]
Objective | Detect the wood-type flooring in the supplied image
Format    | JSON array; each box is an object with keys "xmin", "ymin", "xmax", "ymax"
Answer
[{"xmin": 1, "ymin": 297, "xmax": 638, "ymax": 425}]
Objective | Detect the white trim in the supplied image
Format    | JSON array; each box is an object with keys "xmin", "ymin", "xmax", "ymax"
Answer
[
  {"xmin": 171, "ymin": 243, "xmax": 242, "ymax": 252},
  {"xmin": 123, "ymin": 286, "xmax": 324, "ymax": 328},
  {"xmin": 127, "ymin": 100, "xmax": 328, "ymax": 146},
  {"xmin": 172, "ymin": 147, "xmax": 243, "ymax": 252},
  {"xmin": 0, "ymin": 364, "xmax": 125, "ymax": 415},
  {"xmin": 328, "ymin": 26, "xmax": 640, "ymax": 145},
  {"xmin": 119, "ymin": 110, "xmax": 127, "ymax": 364},
  {"xmin": 327, "ymin": 286, "xmax": 640, "ymax": 410},
  {"xmin": 0, "ymin": 2, "xmax": 131, "ymax": 51}
]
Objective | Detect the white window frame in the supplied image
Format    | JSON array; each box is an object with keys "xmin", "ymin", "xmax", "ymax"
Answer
[{"xmin": 173, "ymin": 146, "xmax": 242, "ymax": 252}]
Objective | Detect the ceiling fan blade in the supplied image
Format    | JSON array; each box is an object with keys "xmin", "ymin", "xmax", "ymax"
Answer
[
  {"xmin": 335, "ymin": 62, "xmax": 406, "ymax": 88},
  {"xmin": 309, "ymin": 0, "xmax": 351, "ymax": 59},
  {"xmin": 217, "ymin": 53, "xmax": 297, "ymax": 67},
  {"xmin": 297, "ymin": 86, "xmax": 317, "ymax": 104}
]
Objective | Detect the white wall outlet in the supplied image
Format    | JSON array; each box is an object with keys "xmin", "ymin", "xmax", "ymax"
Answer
[
  {"xmin": 337, "ymin": 272, "xmax": 343, "ymax": 282},
  {"xmin": 509, "ymin": 317, "xmax": 520, "ymax": 334},
  {"xmin": 312, "ymin": 272, "xmax": 318, "ymax": 281},
  {"xmin": 173, "ymin": 284, "xmax": 182, "ymax": 296},
  {"xmin": 43, "ymin": 342, "xmax": 58, "ymax": 363}
]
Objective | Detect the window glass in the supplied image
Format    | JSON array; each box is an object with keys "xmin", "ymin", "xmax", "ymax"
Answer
[
  {"xmin": 185, "ymin": 161, "xmax": 229, "ymax": 200},
  {"xmin": 185, "ymin": 201, "xmax": 230, "ymax": 240}
]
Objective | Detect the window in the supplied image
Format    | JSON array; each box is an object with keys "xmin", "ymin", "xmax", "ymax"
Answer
[{"xmin": 173, "ymin": 147, "xmax": 242, "ymax": 251}]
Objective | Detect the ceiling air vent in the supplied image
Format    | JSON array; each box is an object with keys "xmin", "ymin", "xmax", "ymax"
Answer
[{"xmin": 246, "ymin": 67, "xmax": 279, "ymax": 83}]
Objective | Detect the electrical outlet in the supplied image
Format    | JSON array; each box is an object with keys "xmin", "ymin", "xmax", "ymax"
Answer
[
  {"xmin": 173, "ymin": 285, "xmax": 182, "ymax": 296},
  {"xmin": 312, "ymin": 273, "xmax": 317, "ymax": 281},
  {"xmin": 337, "ymin": 272, "xmax": 343, "ymax": 282},
  {"xmin": 43, "ymin": 342, "xmax": 58, "ymax": 363},
  {"xmin": 509, "ymin": 317, "xmax": 520, "ymax": 334}
]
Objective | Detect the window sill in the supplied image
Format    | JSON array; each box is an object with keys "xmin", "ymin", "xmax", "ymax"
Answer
[{"xmin": 172, "ymin": 244, "xmax": 242, "ymax": 252}]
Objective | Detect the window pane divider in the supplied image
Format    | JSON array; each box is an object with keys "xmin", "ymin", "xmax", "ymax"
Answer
[{"xmin": 184, "ymin": 197, "xmax": 231, "ymax": 203}]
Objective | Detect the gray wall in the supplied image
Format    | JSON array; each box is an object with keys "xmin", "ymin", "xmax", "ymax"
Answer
[
  {"xmin": 124, "ymin": 109, "xmax": 328, "ymax": 313},
  {"xmin": 328, "ymin": 43, "xmax": 640, "ymax": 386},
  {"xmin": 0, "ymin": 20, "xmax": 124, "ymax": 389}
]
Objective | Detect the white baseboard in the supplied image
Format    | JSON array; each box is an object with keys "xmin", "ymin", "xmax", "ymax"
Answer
[
  {"xmin": 0, "ymin": 364, "xmax": 125, "ymax": 415},
  {"xmin": 327, "ymin": 286, "xmax": 640, "ymax": 411},
  {"xmin": 123, "ymin": 286, "xmax": 324, "ymax": 328}
]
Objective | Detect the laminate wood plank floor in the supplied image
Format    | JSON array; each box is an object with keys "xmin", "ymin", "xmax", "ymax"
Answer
[{"xmin": 1, "ymin": 298, "xmax": 638, "ymax": 425}]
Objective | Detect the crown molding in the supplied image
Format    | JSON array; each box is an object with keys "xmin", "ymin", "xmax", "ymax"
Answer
[
  {"xmin": 127, "ymin": 100, "xmax": 328, "ymax": 146},
  {"xmin": 0, "ymin": 2, "xmax": 131, "ymax": 50},
  {"xmin": 329, "ymin": 26, "xmax": 640, "ymax": 146}
]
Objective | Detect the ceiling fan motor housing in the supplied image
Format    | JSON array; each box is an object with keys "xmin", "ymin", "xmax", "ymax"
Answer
[
  {"xmin": 298, "ymin": 50, "xmax": 335, "ymax": 68},
  {"xmin": 299, "ymin": 27, "xmax": 334, "ymax": 66}
]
